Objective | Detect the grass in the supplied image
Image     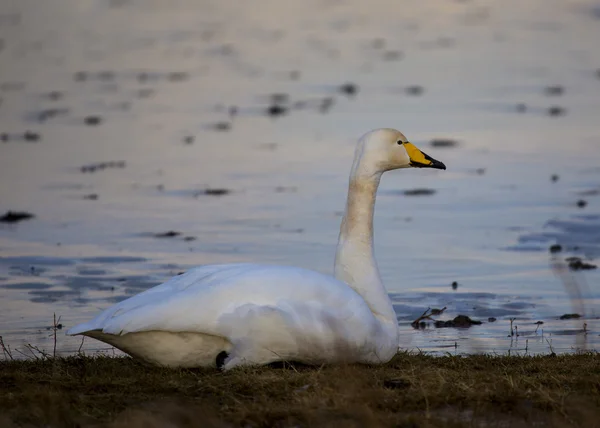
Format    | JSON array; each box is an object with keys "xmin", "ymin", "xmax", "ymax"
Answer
[{"xmin": 1, "ymin": 351, "xmax": 600, "ymax": 427}]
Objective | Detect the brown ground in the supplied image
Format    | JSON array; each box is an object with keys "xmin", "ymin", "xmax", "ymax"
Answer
[{"xmin": 1, "ymin": 352, "xmax": 599, "ymax": 427}]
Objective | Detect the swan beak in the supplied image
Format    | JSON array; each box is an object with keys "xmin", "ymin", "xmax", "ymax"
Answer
[{"xmin": 404, "ymin": 142, "xmax": 446, "ymax": 170}]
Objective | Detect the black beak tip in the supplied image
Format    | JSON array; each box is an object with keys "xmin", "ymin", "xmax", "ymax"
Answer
[{"xmin": 433, "ymin": 161, "xmax": 446, "ymax": 170}]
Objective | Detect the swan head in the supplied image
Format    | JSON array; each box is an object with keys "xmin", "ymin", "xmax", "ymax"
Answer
[{"xmin": 356, "ymin": 128, "xmax": 446, "ymax": 174}]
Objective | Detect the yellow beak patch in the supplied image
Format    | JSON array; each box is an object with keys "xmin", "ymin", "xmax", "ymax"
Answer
[{"xmin": 404, "ymin": 142, "xmax": 447, "ymax": 170}]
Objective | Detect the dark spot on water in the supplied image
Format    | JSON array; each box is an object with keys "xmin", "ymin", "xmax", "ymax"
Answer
[
  {"xmin": 80, "ymin": 161, "xmax": 126, "ymax": 173},
  {"xmin": 535, "ymin": 321, "xmax": 544, "ymax": 325},
  {"xmin": 403, "ymin": 188, "xmax": 436, "ymax": 196},
  {"xmin": 516, "ymin": 103, "xmax": 527, "ymax": 113},
  {"xmin": 430, "ymin": 138, "xmax": 457, "ymax": 148},
  {"xmin": 2, "ymin": 282, "xmax": 53, "ymax": 290},
  {"xmin": 154, "ymin": 231, "xmax": 181, "ymax": 238},
  {"xmin": 74, "ymin": 71, "xmax": 87, "ymax": 81},
  {"xmin": 1, "ymin": 133, "xmax": 9, "ymax": 142},
  {"xmin": 0, "ymin": 211, "xmax": 35, "ymax": 223},
  {"xmin": 266, "ymin": 105, "xmax": 287, "ymax": 117},
  {"xmin": 98, "ymin": 71, "xmax": 115, "ymax": 81},
  {"xmin": 551, "ymin": 174, "xmax": 559, "ymax": 182},
  {"xmin": 566, "ymin": 257, "xmax": 597, "ymax": 270},
  {"xmin": 183, "ymin": 236, "xmax": 196, "ymax": 242},
  {"xmin": 212, "ymin": 122, "xmax": 231, "ymax": 131},
  {"xmin": 167, "ymin": 72, "xmax": 189, "ymax": 82},
  {"xmin": 475, "ymin": 168, "xmax": 486, "ymax": 175},
  {"xmin": 488, "ymin": 317, "xmax": 497, "ymax": 322},
  {"xmin": 559, "ymin": 313, "xmax": 581, "ymax": 320},
  {"xmin": 549, "ymin": 244, "xmax": 562, "ymax": 253},
  {"xmin": 35, "ymin": 107, "xmax": 69, "ymax": 122},
  {"xmin": 339, "ymin": 82, "xmax": 358, "ymax": 96},
  {"xmin": 203, "ymin": 188, "xmax": 231, "ymax": 196},
  {"xmin": 83, "ymin": 194, "xmax": 98, "ymax": 200},
  {"xmin": 23, "ymin": 131, "xmax": 40, "ymax": 142},
  {"xmin": 289, "ymin": 70, "xmax": 301, "ymax": 80},
  {"xmin": 46, "ymin": 91, "xmax": 63, "ymax": 101},
  {"xmin": 576, "ymin": 199, "xmax": 587, "ymax": 208},
  {"xmin": 84, "ymin": 116, "xmax": 102, "ymax": 126},
  {"xmin": 544, "ymin": 85, "xmax": 564, "ymax": 96},
  {"xmin": 383, "ymin": 50, "xmax": 402, "ymax": 61},
  {"xmin": 435, "ymin": 315, "xmax": 481, "ymax": 328},
  {"xmin": 183, "ymin": 136, "xmax": 195, "ymax": 144},
  {"xmin": 548, "ymin": 106, "xmax": 566, "ymax": 117},
  {"xmin": 405, "ymin": 85, "xmax": 424, "ymax": 96},
  {"xmin": 269, "ymin": 93, "xmax": 289, "ymax": 104},
  {"xmin": 452, "ymin": 281, "xmax": 458, "ymax": 290},
  {"xmin": 319, "ymin": 97, "xmax": 334, "ymax": 113},
  {"xmin": 80, "ymin": 256, "xmax": 147, "ymax": 264}
]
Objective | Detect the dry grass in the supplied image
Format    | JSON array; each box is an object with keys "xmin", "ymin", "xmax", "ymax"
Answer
[{"xmin": 1, "ymin": 352, "xmax": 599, "ymax": 427}]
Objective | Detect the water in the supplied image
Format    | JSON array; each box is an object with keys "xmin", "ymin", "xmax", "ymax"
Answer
[{"xmin": 0, "ymin": 0, "xmax": 599, "ymax": 358}]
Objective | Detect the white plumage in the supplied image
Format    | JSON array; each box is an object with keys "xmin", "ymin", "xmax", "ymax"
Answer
[{"xmin": 68, "ymin": 128, "xmax": 446, "ymax": 369}]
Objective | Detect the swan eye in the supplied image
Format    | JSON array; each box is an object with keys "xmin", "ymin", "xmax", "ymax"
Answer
[{"xmin": 397, "ymin": 140, "xmax": 404, "ymax": 145}]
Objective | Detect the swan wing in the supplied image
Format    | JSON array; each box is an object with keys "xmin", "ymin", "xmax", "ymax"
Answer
[{"xmin": 67, "ymin": 263, "xmax": 377, "ymax": 346}]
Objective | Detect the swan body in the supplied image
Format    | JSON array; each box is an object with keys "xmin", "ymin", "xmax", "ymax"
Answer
[{"xmin": 68, "ymin": 128, "xmax": 446, "ymax": 369}]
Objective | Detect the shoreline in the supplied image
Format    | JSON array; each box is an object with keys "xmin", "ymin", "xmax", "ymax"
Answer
[{"xmin": 1, "ymin": 352, "xmax": 598, "ymax": 427}]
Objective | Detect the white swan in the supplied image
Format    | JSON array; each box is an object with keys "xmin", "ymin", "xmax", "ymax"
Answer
[{"xmin": 67, "ymin": 128, "xmax": 446, "ymax": 369}]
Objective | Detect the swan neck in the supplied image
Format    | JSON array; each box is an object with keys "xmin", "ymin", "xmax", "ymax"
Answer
[{"xmin": 334, "ymin": 170, "xmax": 397, "ymax": 327}]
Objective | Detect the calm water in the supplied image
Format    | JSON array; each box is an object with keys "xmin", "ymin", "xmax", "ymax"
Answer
[{"xmin": 1, "ymin": 0, "xmax": 599, "ymax": 358}]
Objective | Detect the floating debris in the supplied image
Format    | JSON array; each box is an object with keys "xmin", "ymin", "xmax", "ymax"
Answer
[
  {"xmin": 80, "ymin": 161, "xmax": 126, "ymax": 173},
  {"xmin": 435, "ymin": 315, "xmax": 482, "ymax": 328},
  {"xmin": 266, "ymin": 105, "xmax": 287, "ymax": 117},
  {"xmin": 566, "ymin": 257, "xmax": 597, "ymax": 271},
  {"xmin": 451, "ymin": 281, "xmax": 458, "ymax": 290},
  {"xmin": 45, "ymin": 91, "xmax": 64, "ymax": 101},
  {"xmin": 547, "ymin": 106, "xmax": 566, "ymax": 117},
  {"xmin": 430, "ymin": 138, "xmax": 457, "ymax": 148},
  {"xmin": 549, "ymin": 244, "xmax": 562, "ymax": 253},
  {"xmin": 488, "ymin": 317, "xmax": 497, "ymax": 323},
  {"xmin": 559, "ymin": 313, "xmax": 581, "ymax": 320},
  {"xmin": 403, "ymin": 188, "xmax": 436, "ymax": 196},
  {"xmin": 84, "ymin": 116, "xmax": 102, "ymax": 126},
  {"xmin": 36, "ymin": 107, "xmax": 69, "ymax": 122},
  {"xmin": 23, "ymin": 131, "xmax": 40, "ymax": 142},
  {"xmin": 202, "ymin": 188, "xmax": 231, "ymax": 196},
  {"xmin": 211, "ymin": 122, "xmax": 232, "ymax": 131},
  {"xmin": 154, "ymin": 231, "xmax": 181, "ymax": 238},
  {"xmin": 405, "ymin": 85, "xmax": 424, "ymax": 96},
  {"xmin": 551, "ymin": 174, "xmax": 559, "ymax": 182},
  {"xmin": 544, "ymin": 85, "xmax": 564, "ymax": 96},
  {"xmin": 0, "ymin": 211, "xmax": 35, "ymax": 223},
  {"xmin": 339, "ymin": 82, "xmax": 358, "ymax": 96},
  {"xmin": 576, "ymin": 199, "xmax": 587, "ymax": 208}
]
